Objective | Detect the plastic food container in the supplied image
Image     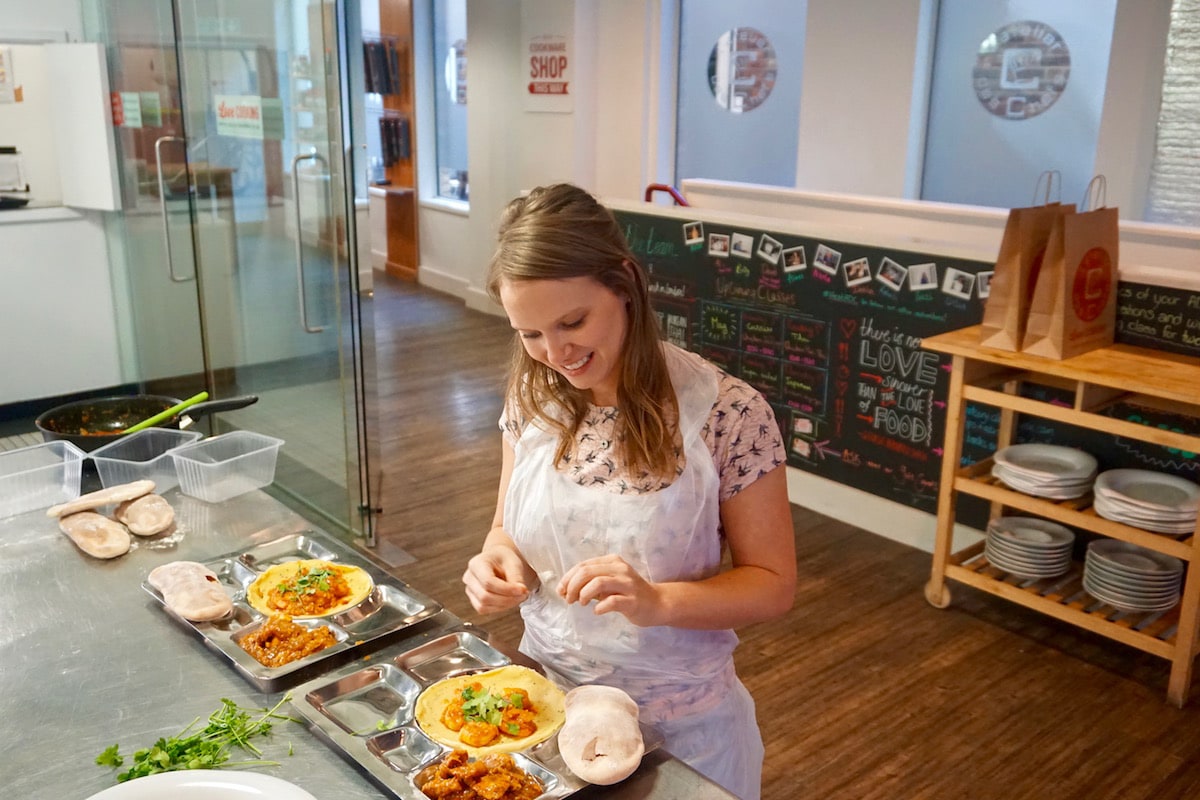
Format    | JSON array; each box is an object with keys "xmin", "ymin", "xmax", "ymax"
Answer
[
  {"xmin": 0, "ymin": 440, "xmax": 87, "ymax": 518},
  {"xmin": 89, "ymin": 428, "xmax": 204, "ymax": 491},
  {"xmin": 170, "ymin": 430, "xmax": 284, "ymax": 503}
]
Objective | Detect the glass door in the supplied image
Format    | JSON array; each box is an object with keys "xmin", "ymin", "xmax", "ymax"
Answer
[{"xmin": 90, "ymin": 0, "xmax": 377, "ymax": 541}]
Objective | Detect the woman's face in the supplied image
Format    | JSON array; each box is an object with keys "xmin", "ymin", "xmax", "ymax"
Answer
[{"xmin": 499, "ymin": 276, "xmax": 629, "ymax": 406}]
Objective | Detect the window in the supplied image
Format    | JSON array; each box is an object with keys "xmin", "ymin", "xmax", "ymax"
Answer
[
  {"xmin": 431, "ymin": 0, "xmax": 468, "ymax": 201},
  {"xmin": 921, "ymin": 1, "xmax": 1118, "ymax": 210},
  {"xmin": 675, "ymin": 0, "xmax": 807, "ymax": 187}
]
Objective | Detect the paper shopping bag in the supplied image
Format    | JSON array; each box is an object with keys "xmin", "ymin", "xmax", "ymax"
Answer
[
  {"xmin": 1020, "ymin": 195, "xmax": 1119, "ymax": 360},
  {"xmin": 978, "ymin": 201, "xmax": 1074, "ymax": 350}
]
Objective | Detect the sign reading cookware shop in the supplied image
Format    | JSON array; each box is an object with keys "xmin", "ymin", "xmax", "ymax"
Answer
[
  {"xmin": 973, "ymin": 20, "xmax": 1070, "ymax": 120},
  {"xmin": 521, "ymin": 0, "xmax": 573, "ymax": 113}
]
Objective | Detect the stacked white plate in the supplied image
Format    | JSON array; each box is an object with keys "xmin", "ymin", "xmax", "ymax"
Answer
[
  {"xmin": 992, "ymin": 444, "xmax": 1098, "ymax": 499},
  {"xmin": 1082, "ymin": 539, "xmax": 1183, "ymax": 613},
  {"xmin": 984, "ymin": 516, "xmax": 1075, "ymax": 579},
  {"xmin": 1092, "ymin": 469, "xmax": 1200, "ymax": 536}
]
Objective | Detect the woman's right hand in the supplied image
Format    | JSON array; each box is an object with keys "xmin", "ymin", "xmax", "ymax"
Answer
[{"xmin": 462, "ymin": 542, "xmax": 535, "ymax": 615}]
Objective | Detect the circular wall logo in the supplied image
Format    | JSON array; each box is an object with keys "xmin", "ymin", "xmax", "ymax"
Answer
[
  {"xmin": 707, "ymin": 27, "xmax": 777, "ymax": 113},
  {"xmin": 973, "ymin": 20, "xmax": 1070, "ymax": 120}
]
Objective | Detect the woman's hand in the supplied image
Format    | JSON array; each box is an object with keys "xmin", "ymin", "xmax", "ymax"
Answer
[
  {"xmin": 462, "ymin": 542, "xmax": 535, "ymax": 615},
  {"xmin": 557, "ymin": 555, "xmax": 665, "ymax": 627}
]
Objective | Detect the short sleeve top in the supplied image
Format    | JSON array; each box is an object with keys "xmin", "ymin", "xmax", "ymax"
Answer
[{"xmin": 500, "ymin": 355, "xmax": 785, "ymax": 503}]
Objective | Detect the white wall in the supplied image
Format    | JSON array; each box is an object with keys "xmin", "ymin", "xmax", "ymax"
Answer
[{"xmin": 0, "ymin": 210, "xmax": 122, "ymax": 404}]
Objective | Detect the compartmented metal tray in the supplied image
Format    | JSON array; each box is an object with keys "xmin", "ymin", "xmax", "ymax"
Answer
[
  {"xmin": 290, "ymin": 626, "xmax": 664, "ymax": 800},
  {"xmin": 142, "ymin": 531, "xmax": 445, "ymax": 692}
]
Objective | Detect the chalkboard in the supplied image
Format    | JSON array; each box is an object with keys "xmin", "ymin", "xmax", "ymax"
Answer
[
  {"xmin": 617, "ymin": 207, "xmax": 1200, "ymax": 517},
  {"xmin": 619, "ymin": 209, "xmax": 991, "ymax": 512}
]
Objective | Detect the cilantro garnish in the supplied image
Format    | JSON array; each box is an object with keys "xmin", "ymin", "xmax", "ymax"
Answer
[
  {"xmin": 278, "ymin": 567, "xmax": 334, "ymax": 596},
  {"xmin": 95, "ymin": 695, "xmax": 300, "ymax": 783}
]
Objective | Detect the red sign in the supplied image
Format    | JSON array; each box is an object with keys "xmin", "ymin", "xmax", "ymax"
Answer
[
  {"xmin": 110, "ymin": 92, "xmax": 124, "ymax": 126},
  {"xmin": 528, "ymin": 82, "xmax": 569, "ymax": 95}
]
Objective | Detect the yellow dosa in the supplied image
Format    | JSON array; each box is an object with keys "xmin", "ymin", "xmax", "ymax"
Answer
[
  {"xmin": 245, "ymin": 559, "xmax": 373, "ymax": 619},
  {"xmin": 414, "ymin": 665, "xmax": 567, "ymax": 756}
]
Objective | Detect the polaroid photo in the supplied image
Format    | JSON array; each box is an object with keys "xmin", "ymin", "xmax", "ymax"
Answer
[
  {"xmin": 975, "ymin": 270, "xmax": 993, "ymax": 299},
  {"xmin": 791, "ymin": 437, "xmax": 812, "ymax": 459},
  {"xmin": 941, "ymin": 267, "xmax": 975, "ymax": 300},
  {"xmin": 730, "ymin": 232, "xmax": 754, "ymax": 258},
  {"xmin": 757, "ymin": 234, "xmax": 782, "ymax": 264},
  {"xmin": 814, "ymin": 244, "xmax": 842, "ymax": 275},
  {"xmin": 792, "ymin": 416, "xmax": 814, "ymax": 435},
  {"xmin": 782, "ymin": 246, "xmax": 807, "ymax": 273},
  {"xmin": 682, "ymin": 221, "xmax": 705, "ymax": 246},
  {"xmin": 843, "ymin": 257, "xmax": 872, "ymax": 287},
  {"xmin": 907, "ymin": 262, "xmax": 938, "ymax": 291},
  {"xmin": 876, "ymin": 257, "xmax": 907, "ymax": 291},
  {"xmin": 707, "ymin": 233, "xmax": 730, "ymax": 257}
]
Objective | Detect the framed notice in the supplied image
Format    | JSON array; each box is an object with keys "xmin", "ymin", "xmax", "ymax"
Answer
[{"xmin": 521, "ymin": 0, "xmax": 573, "ymax": 113}]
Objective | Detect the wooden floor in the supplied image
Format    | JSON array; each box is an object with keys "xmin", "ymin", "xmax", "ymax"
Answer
[{"xmin": 367, "ymin": 271, "xmax": 1200, "ymax": 800}]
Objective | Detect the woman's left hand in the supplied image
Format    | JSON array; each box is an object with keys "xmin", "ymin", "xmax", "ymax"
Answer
[{"xmin": 557, "ymin": 555, "xmax": 664, "ymax": 627}]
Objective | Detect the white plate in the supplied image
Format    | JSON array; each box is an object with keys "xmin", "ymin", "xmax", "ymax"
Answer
[
  {"xmin": 988, "ymin": 517, "xmax": 1075, "ymax": 548},
  {"xmin": 1093, "ymin": 469, "xmax": 1200, "ymax": 512},
  {"xmin": 1087, "ymin": 540, "xmax": 1184, "ymax": 577},
  {"xmin": 1082, "ymin": 564, "xmax": 1181, "ymax": 598},
  {"xmin": 1082, "ymin": 575, "xmax": 1180, "ymax": 613},
  {"xmin": 984, "ymin": 543, "xmax": 1071, "ymax": 578},
  {"xmin": 87, "ymin": 771, "xmax": 318, "ymax": 800},
  {"xmin": 992, "ymin": 467, "xmax": 1092, "ymax": 499},
  {"xmin": 1092, "ymin": 497, "xmax": 1197, "ymax": 535},
  {"xmin": 1084, "ymin": 557, "xmax": 1183, "ymax": 589},
  {"xmin": 993, "ymin": 444, "xmax": 1098, "ymax": 481}
]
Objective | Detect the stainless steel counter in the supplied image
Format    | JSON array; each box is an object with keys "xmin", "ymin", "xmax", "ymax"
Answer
[{"xmin": 0, "ymin": 489, "xmax": 732, "ymax": 799}]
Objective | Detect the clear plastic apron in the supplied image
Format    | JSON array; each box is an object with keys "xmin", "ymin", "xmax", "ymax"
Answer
[{"xmin": 506, "ymin": 344, "xmax": 763, "ymax": 799}]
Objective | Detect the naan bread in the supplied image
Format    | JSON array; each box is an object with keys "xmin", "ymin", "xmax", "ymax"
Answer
[
  {"xmin": 414, "ymin": 665, "xmax": 567, "ymax": 756},
  {"xmin": 148, "ymin": 560, "xmax": 233, "ymax": 622},
  {"xmin": 46, "ymin": 479, "xmax": 155, "ymax": 518},
  {"xmin": 558, "ymin": 684, "xmax": 645, "ymax": 785},
  {"xmin": 59, "ymin": 511, "xmax": 132, "ymax": 559},
  {"xmin": 115, "ymin": 494, "xmax": 175, "ymax": 536}
]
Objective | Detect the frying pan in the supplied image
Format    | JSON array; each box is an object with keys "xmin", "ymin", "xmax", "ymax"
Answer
[{"xmin": 35, "ymin": 393, "xmax": 259, "ymax": 452}]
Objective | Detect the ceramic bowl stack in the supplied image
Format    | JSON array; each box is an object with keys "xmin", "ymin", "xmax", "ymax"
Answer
[
  {"xmin": 992, "ymin": 444, "xmax": 1098, "ymax": 499},
  {"xmin": 1092, "ymin": 469, "xmax": 1200, "ymax": 537},
  {"xmin": 1082, "ymin": 540, "xmax": 1184, "ymax": 613},
  {"xmin": 984, "ymin": 516, "xmax": 1075, "ymax": 579}
]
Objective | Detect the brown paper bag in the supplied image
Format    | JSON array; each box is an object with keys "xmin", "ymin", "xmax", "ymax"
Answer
[
  {"xmin": 1020, "ymin": 182, "xmax": 1119, "ymax": 359},
  {"xmin": 978, "ymin": 201, "xmax": 1074, "ymax": 350}
]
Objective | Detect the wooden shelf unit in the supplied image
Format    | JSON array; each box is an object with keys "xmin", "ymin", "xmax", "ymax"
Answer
[{"xmin": 922, "ymin": 324, "xmax": 1200, "ymax": 707}]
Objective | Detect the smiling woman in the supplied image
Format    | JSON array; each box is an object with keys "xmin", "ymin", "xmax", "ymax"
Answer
[{"xmin": 462, "ymin": 183, "xmax": 796, "ymax": 800}]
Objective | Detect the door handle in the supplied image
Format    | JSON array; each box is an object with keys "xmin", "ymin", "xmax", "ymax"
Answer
[
  {"xmin": 154, "ymin": 135, "xmax": 194, "ymax": 283},
  {"xmin": 292, "ymin": 150, "xmax": 327, "ymax": 333}
]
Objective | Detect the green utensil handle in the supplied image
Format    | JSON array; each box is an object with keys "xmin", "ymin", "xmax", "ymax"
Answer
[{"xmin": 123, "ymin": 391, "xmax": 210, "ymax": 434}]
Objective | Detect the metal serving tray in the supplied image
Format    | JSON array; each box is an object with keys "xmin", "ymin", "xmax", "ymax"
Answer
[
  {"xmin": 142, "ymin": 531, "xmax": 444, "ymax": 692},
  {"xmin": 290, "ymin": 626, "xmax": 664, "ymax": 800}
]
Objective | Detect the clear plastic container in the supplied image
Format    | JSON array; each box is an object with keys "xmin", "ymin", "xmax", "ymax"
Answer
[
  {"xmin": 89, "ymin": 428, "xmax": 205, "ymax": 491},
  {"xmin": 170, "ymin": 430, "xmax": 284, "ymax": 503},
  {"xmin": 0, "ymin": 440, "xmax": 87, "ymax": 518}
]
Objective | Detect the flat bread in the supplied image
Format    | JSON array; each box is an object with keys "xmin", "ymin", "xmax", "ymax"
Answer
[
  {"xmin": 245, "ymin": 559, "xmax": 373, "ymax": 619},
  {"xmin": 558, "ymin": 684, "xmax": 644, "ymax": 785},
  {"xmin": 59, "ymin": 511, "xmax": 131, "ymax": 559},
  {"xmin": 47, "ymin": 479, "xmax": 155, "ymax": 518},
  {"xmin": 414, "ymin": 665, "xmax": 567, "ymax": 756},
  {"xmin": 147, "ymin": 561, "xmax": 233, "ymax": 622},
  {"xmin": 115, "ymin": 494, "xmax": 175, "ymax": 536}
]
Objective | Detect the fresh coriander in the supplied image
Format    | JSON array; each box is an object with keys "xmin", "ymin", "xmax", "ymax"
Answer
[{"xmin": 95, "ymin": 694, "xmax": 300, "ymax": 783}]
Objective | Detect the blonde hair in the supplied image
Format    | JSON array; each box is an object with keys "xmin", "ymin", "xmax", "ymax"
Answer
[{"xmin": 486, "ymin": 183, "xmax": 678, "ymax": 481}]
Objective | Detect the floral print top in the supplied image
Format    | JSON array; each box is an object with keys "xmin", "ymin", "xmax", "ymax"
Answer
[{"xmin": 500, "ymin": 359, "xmax": 785, "ymax": 503}]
